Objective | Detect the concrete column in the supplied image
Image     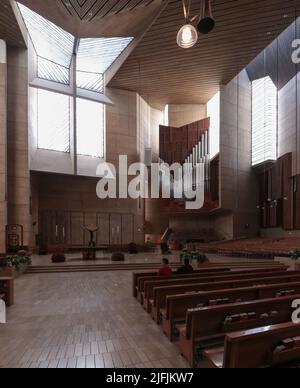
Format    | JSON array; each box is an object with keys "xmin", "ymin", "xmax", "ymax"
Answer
[
  {"xmin": 7, "ymin": 47, "xmax": 30, "ymax": 248},
  {"xmin": 0, "ymin": 40, "xmax": 7, "ymax": 254}
]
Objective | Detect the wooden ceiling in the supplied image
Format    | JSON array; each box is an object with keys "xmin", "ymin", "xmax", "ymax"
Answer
[
  {"xmin": 0, "ymin": 0, "xmax": 26, "ymax": 47},
  {"xmin": 17, "ymin": 0, "xmax": 164, "ymax": 37},
  {"xmin": 60, "ymin": 0, "xmax": 157, "ymax": 21},
  {"xmin": 109, "ymin": 0, "xmax": 300, "ymax": 108}
]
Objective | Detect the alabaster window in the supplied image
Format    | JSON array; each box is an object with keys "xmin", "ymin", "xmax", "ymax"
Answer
[
  {"xmin": 252, "ymin": 76, "xmax": 278, "ymax": 166},
  {"xmin": 19, "ymin": 3, "xmax": 133, "ymax": 159}
]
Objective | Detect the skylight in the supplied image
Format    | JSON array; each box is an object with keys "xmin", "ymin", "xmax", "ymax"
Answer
[
  {"xmin": 77, "ymin": 38, "xmax": 134, "ymax": 74},
  {"xmin": 18, "ymin": 3, "xmax": 74, "ymax": 69},
  {"xmin": 18, "ymin": 3, "xmax": 134, "ymax": 91}
]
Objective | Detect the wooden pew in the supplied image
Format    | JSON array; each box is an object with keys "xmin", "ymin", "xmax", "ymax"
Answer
[
  {"xmin": 151, "ymin": 272, "xmax": 300, "ymax": 323},
  {"xmin": 133, "ymin": 262, "xmax": 285, "ymax": 298},
  {"xmin": 138, "ymin": 265, "xmax": 286, "ymax": 302},
  {"xmin": 0, "ymin": 277, "xmax": 14, "ymax": 306},
  {"xmin": 135, "ymin": 267, "xmax": 231, "ymax": 301},
  {"xmin": 178, "ymin": 294, "xmax": 299, "ymax": 367},
  {"xmin": 162, "ymin": 281, "xmax": 300, "ymax": 341},
  {"xmin": 143, "ymin": 268, "xmax": 289, "ymax": 312},
  {"xmin": 142, "ymin": 270, "xmax": 290, "ymax": 312},
  {"xmin": 204, "ymin": 322, "xmax": 300, "ymax": 368}
]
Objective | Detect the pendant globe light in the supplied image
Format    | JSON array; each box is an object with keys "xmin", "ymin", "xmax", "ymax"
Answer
[
  {"xmin": 177, "ymin": 0, "xmax": 198, "ymax": 49},
  {"xmin": 197, "ymin": 0, "xmax": 215, "ymax": 34}
]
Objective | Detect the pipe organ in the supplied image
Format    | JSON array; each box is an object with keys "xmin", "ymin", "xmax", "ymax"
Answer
[{"xmin": 159, "ymin": 118, "xmax": 211, "ymax": 203}]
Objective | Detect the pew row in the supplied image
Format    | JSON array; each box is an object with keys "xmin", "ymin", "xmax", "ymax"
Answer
[
  {"xmin": 178, "ymin": 294, "xmax": 299, "ymax": 367},
  {"xmin": 133, "ymin": 262, "xmax": 285, "ymax": 298},
  {"xmin": 151, "ymin": 272, "xmax": 300, "ymax": 323},
  {"xmin": 135, "ymin": 267, "xmax": 231, "ymax": 301},
  {"xmin": 138, "ymin": 265, "xmax": 287, "ymax": 303},
  {"xmin": 204, "ymin": 322, "xmax": 300, "ymax": 368},
  {"xmin": 162, "ymin": 281, "xmax": 300, "ymax": 341},
  {"xmin": 143, "ymin": 268, "xmax": 289, "ymax": 312}
]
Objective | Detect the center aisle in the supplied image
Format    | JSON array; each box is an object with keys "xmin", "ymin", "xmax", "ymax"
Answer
[{"xmin": 0, "ymin": 271, "xmax": 189, "ymax": 368}]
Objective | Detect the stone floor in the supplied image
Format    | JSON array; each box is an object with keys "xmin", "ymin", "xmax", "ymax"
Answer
[{"xmin": 0, "ymin": 270, "xmax": 190, "ymax": 368}]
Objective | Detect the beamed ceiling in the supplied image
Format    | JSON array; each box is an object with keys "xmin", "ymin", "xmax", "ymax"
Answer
[{"xmin": 109, "ymin": 0, "xmax": 300, "ymax": 108}]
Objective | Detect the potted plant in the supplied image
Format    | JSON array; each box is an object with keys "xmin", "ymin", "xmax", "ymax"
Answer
[
  {"xmin": 51, "ymin": 253, "xmax": 66, "ymax": 263},
  {"xmin": 0, "ymin": 255, "xmax": 32, "ymax": 276},
  {"xmin": 290, "ymin": 249, "xmax": 300, "ymax": 271},
  {"xmin": 111, "ymin": 252, "xmax": 125, "ymax": 262},
  {"xmin": 180, "ymin": 250, "xmax": 209, "ymax": 267}
]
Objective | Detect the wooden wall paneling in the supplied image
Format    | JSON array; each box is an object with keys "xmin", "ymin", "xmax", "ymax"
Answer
[
  {"xmin": 110, "ymin": 214, "xmax": 122, "ymax": 245},
  {"xmin": 121, "ymin": 214, "xmax": 134, "ymax": 245},
  {"xmin": 262, "ymin": 202, "xmax": 268, "ymax": 228},
  {"xmin": 294, "ymin": 175, "xmax": 300, "ymax": 229},
  {"xmin": 271, "ymin": 161, "xmax": 282, "ymax": 200},
  {"xmin": 71, "ymin": 212, "xmax": 84, "ymax": 246},
  {"xmin": 269, "ymin": 202, "xmax": 277, "ymax": 228},
  {"xmin": 65, "ymin": 212, "xmax": 72, "ymax": 245},
  {"xmin": 83, "ymin": 213, "xmax": 97, "ymax": 245},
  {"xmin": 282, "ymin": 154, "xmax": 293, "ymax": 230},
  {"xmin": 56, "ymin": 211, "xmax": 69, "ymax": 244},
  {"xmin": 49, "ymin": 211, "xmax": 58, "ymax": 245},
  {"xmin": 97, "ymin": 213, "xmax": 110, "ymax": 245}
]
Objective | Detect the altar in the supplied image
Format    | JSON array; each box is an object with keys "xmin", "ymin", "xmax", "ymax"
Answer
[{"xmin": 82, "ymin": 247, "xmax": 97, "ymax": 261}]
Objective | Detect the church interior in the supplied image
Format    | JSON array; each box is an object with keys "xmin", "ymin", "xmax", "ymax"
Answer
[{"xmin": 1, "ymin": 0, "xmax": 300, "ymax": 369}]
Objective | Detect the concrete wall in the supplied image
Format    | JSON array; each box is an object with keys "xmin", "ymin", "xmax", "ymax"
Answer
[
  {"xmin": 278, "ymin": 74, "xmax": 300, "ymax": 176},
  {"xmin": 0, "ymin": 40, "xmax": 7, "ymax": 253},
  {"xmin": 219, "ymin": 70, "xmax": 260, "ymax": 239},
  {"xmin": 7, "ymin": 47, "xmax": 31, "ymax": 247},
  {"xmin": 30, "ymin": 89, "xmax": 163, "ymax": 246},
  {"xmin": 168, "ymin": 104, "xmax": 207, "ymax": 127}
]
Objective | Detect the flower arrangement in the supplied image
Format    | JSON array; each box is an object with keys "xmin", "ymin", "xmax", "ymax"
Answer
[
  {"xmin": 51, "ymin": 253, "xmax": 66, "ymax": 263},
  {"xmin": 0, "ymin": 255, "xmax": 32, "ymax": 271},
  {"xmin": 180, "ymin": 249, "xmax": 208, "ymax": 265},
  {"xmin": 290, "ymin": 249, "xmax": 300, "ymax": 261}
]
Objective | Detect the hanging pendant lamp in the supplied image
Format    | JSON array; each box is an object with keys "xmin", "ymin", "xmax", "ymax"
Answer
[
  {"xmin": 177, "ymin": 0, "xmax": 198, "ymax": 49},
  {"xmin": 197, "ymin": 0, "xmax": 215, "ymax": 34}
]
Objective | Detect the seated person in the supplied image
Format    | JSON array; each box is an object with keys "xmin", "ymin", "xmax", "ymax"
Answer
[
  {"xmin": 177, "ymin": 258, "xmax": 194, "ymax": 274},
  {"xmin": 158, "ymin": 258, "xmax": 173, "ymax": 277}
]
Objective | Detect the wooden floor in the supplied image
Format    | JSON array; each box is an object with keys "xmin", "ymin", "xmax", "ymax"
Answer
[{"xmin": 0, "ymin": 271, "xmax": 189, "ymax": 368}]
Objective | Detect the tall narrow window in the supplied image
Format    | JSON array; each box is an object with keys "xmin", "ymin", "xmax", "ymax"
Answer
[
  {"xmin": 37, "ymin": 89, "xmax": 71, "ymax": 152},
  {"xmin": 252, "ymin": 76, "xmax": 277, "ymax": 166},
  {"xmin": 207, "ymin": 92, "xmax": 220, "ymax": 159},
  {"xmin": 77, "ymin": 98, "xmax": 104, "ymax": 158}
]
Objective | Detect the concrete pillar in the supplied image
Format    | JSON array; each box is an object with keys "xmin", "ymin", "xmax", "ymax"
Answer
[
  {"xmin": 7, "ymin": 47, "xmax": 30, "ymax": 248},
  {"xmin": 0, "ymin": 40, "xmax": 7, "ymax": 254}
]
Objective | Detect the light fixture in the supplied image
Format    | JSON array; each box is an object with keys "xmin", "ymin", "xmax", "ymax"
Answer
[
  {"xmin": 197, "ymin": 0, "xmax": 215, "ymax": 34},
  {"xmin": 177, "ymin": 0, "xmax": 198, "ymax": 49},
  {"xmin": 177, "ymin": 24, "xmax": 198, "ymax": 49}
]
